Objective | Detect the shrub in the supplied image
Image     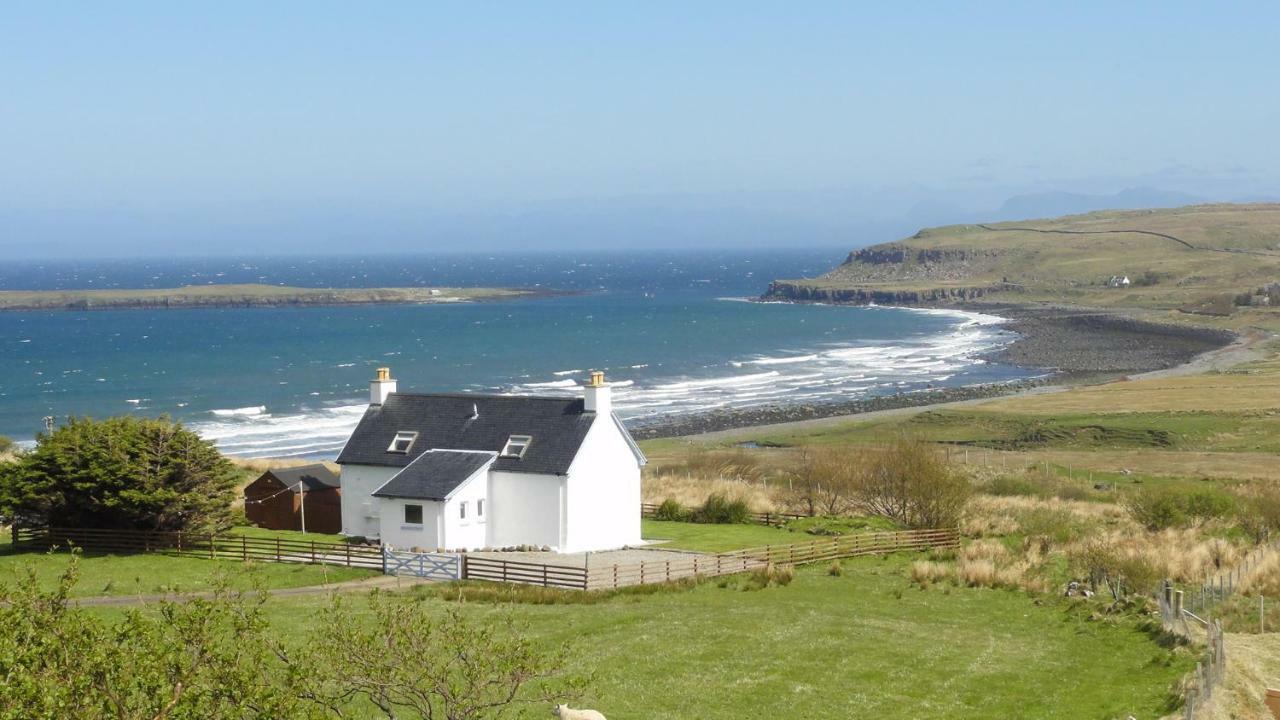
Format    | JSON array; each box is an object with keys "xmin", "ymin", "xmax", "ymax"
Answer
[
  {"xmin": 744, "ymin": 562, "xmax": 794, "ymax": 590},
  {"xmin": 1239, "ymin": 483, "xmax": 1280, "ymax": 542},
  {"xmin": 827, "ymin": 560, "xmax": 843, "ymax": 577},
  {"xmin": 0, "ymin": 435, "xmax": 13, "ymax": 455},
  {"xmin": 653, "ymin": 498, "xmax": 687, "ymax": 522},
  {"xmin": 1125, "ymin": 489, "xmax": 1188, "ymax": 530},
  {"xmin": 1124, "ymin": 486, "xmax": 1236, "ymax": 531},
  {"xmin": 909, "ymin": 560, "xmax": 950, "ymax": 587},
  {"xmin": 987, "ymin": 475, "xmax": 1037, "ymax": 497},
  {"xmin": 692, "ymin": 492, "xmax": 751, "ymax": 524}
]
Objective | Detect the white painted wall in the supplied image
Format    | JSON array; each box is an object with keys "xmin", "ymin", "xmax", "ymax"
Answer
[
  {"xmin": 562, "ymin": 416, "xmax": 642, "ymax": 552},
  {"xmin": 378, "ymin": 497, "xmax": 443, "ymax": 550},
  {"xmin": 440, "ymin": 471, "xmax": 489, "ymax": 551},
  {"xmin": 338, "ymin": 464, "xmax": 399, "ymax": 539},
  {"xmin": 488, "ymin": 470, "xmax": 563, "ymax": 549}
]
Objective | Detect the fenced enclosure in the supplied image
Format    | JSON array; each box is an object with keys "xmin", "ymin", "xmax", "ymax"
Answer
[
  {"xmin": 10, "ymin": 524, "xmax": 959, "ymax": 592},
  {"xmin": 11, "ymin": 525, "xmax": 385, "ymax": 570}
]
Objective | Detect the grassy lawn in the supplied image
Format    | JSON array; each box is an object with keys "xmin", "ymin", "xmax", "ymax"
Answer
[
  {"xmin": 246, "ymin": 554, "xmax": 1190, "ymax": 720},
  {"xmin": 0, "ymin": 534, "xmax": 375, "ymax": 598},
  {"xmin": 228, "ymin": 525, "xmax": 356, "ymax": 543},
  {"xmin": 642, "ymin": 519, "xmax": 799, "ymax": 552}
]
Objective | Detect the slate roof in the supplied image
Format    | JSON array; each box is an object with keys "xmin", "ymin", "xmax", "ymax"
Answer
[
  {"xmin": 335, "ymin": 393, "xmax": 596, "ymax": 475},
  {"xmin": 263, "ymin": 464, "xmax": 340, "ymax": 492},
  {"xmin": 371, "ymin": 450, "xmax": 496, "ymax": 501}
]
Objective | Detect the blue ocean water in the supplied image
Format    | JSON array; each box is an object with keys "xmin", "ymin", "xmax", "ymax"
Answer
[{"xmin": 0, "ymin": 249, "xmax": 1033, "ymax": 458}]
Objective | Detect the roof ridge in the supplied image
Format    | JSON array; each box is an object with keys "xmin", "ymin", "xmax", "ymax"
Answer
[{"xmin": 390, "ymin": 391, "xmax": 584, "ymax": 402}]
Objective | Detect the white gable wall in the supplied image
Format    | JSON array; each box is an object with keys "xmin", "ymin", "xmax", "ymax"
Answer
[
  {"xmin": 488, "ymin": 470, "xmax": 562, "ymax": 550},
  {"xmin": 562, "ymin": 415, "xmax": 642, "ymax": 552},
  {"xmin": 338, "ymin": 464, "xmax": 399, "ymax": 539}
]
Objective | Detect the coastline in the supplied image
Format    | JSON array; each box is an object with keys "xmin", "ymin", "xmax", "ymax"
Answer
[
  {"xmin": 0, "ymin": 284, "xmax": 561, "ymax": 312},
  {"xmin": 630, "ymin": 301, "xmax": 1242, "ymax": 441}
]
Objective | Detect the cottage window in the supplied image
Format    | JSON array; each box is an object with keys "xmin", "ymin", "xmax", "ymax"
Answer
[
  {"xmin": 477, "ymin": 499, "xmax": 485, "ymax": 517},
  {"xmin": 388, "ymin": 431, "xmax": 418, "ymax": 454},
  {"xmin": 500, "ymin": 434, "xmax": 532, "ymax": 458},
  {"xmin": 404, "ymin": 504, "xmax": 423, "ymax": 525},
  {"xmin": 459, "ymin": 501, "xmax": 468, "ymax": 520}
]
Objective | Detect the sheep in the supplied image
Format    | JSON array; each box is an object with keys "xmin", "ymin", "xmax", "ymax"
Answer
[{"xmin": 552, "ymin": 703, "xmax": 607, "ymax": 720}]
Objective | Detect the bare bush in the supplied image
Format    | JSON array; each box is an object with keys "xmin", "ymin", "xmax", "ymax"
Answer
[
  {"xmin": 783, "ymin": 446, "xmax": 863, "ymax": 516},
  {"xmin": 851, "ymin": 435, "xmax": 972, "ymax": 529}
]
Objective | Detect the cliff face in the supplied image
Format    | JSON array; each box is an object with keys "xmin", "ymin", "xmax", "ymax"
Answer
[{"xmin": 763, "ymin": 281, "xmax": 994, "ymax": 306}]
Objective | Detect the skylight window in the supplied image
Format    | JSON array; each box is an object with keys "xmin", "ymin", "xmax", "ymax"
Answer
[
  {"xmin": 387, "ymin": 431, "xmax": 419, "ymax": 454},
  {"xmin": 500, "ymin": 434, "xmax": 532, "ymax": 458}
]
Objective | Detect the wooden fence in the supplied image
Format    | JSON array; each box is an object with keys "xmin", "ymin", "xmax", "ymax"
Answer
[
  {"xmin": 587, "ymin": 528, "xmax": 960, "ymax": 590},
  {"xmin": 462, "ymin": 556, "xmax": 589, "ymax": 590},
  {"xmin": 12, "ymin": 526, "xmax": 385, "ymax": 570},
  {"xmin": 640, "ymin": 503, "xmax": 807, "ymax": 527}
]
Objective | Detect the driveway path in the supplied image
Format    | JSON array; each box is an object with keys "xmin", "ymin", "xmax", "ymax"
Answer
[{"xmin": 71, "ymin": 573, "xmax": 425, "ymax": 608}]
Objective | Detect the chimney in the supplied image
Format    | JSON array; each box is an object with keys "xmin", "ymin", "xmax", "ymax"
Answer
[
  {"xmin": 370, "ymin": 367, "xmax": 397, "ymax": 405},
  {"xmin": 582, "ymin": 370, "xmax": 611, "ymax": 414}
]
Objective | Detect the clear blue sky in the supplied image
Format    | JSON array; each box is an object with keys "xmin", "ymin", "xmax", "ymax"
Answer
[{"xmin": 2, "ymin": 2, "xmax": 1278, "ymax": 257}]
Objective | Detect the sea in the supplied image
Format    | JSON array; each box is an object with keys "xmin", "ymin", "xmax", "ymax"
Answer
[{"xmin": 0, "ymin": 249, "xmax": 1036, "ymax": 459}]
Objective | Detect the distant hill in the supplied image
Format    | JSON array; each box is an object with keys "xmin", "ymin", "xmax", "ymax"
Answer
[
  {"xmin": 992, "ymin": 188, "xmax": 1205, "ymax": 222},
  {"xmin": 765, "ymin": 203, "xmax": 1280, "ymax": 312}
]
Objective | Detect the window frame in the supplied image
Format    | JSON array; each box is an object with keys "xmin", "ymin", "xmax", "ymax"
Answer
[
  {"xmin": 403, "ymin": 504, "xmax": 424, "ymax": 526},
  {"xmin": 499, "ymin": 434, "xmax": 533, "ymax": 458},
  {"xmin": 477, "ymin": 499, "xmax": 485, "ymax": 518},
  {"xmin": 459, "ymin": 501, "xmax": 468, "ymax": 520},
  {"xmin": 387, "ymin": 431, "xmax": 419, "ymax": 454}
]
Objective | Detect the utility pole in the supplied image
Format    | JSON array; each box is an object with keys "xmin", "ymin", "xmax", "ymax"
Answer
[{"xmin": 299, "ymin": 481, "xmax": 307, "ymax": 534}]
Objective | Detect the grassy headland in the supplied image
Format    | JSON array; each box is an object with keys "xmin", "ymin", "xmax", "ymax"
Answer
[
  {"xmin": 0, "ymin": 283, "xmax": 542, "ymax": 311},
  {"xmin": 765, "ymin": 203, "xmax": 1280, "ymax": 321}
]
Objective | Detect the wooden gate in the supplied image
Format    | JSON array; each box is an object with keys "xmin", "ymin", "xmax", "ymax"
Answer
[{"xmin": 382, "ymin": 548, "xmax": 462, "ymax": 580}]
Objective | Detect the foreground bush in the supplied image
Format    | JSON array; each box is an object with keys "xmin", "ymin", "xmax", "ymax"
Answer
[
  {"xmin": 0, "ymin": 558, "xmax": 581, "ymax": 720},
  {"xmin": 0, "ymin": 416, "xmax": 238, "ymax": 532}
]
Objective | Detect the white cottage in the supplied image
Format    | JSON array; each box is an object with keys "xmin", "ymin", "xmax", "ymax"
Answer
[{"xmin": 336, "ymin": 368, "xmax": 645, "ymax": 553}]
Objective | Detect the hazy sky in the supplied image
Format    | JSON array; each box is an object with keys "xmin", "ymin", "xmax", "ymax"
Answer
[{"xmin": 2, "ymin": 2, "xmax": 1278, "ymax": 257}]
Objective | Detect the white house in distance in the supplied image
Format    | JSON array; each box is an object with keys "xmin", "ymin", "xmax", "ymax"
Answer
[{"xmin": 336, "ymin": 368, "xmax": 646, "ymax": 553}]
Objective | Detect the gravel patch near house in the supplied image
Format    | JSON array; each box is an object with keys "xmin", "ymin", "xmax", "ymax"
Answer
[{"xmin": 468, "ymin": 546, "xmax": 706, "ymax": 568}]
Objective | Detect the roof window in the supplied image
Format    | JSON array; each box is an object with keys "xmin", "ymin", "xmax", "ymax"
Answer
[
  {"xmin": 387, "ymin": 431, "xmax": 419, "ymax": 454},
  {"xmin": 500, "ymin": 434, "xmax": 532, "ymax": 459}
]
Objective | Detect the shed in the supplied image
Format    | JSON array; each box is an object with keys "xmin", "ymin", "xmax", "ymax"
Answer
[{"xmin": 243, "ymin": 464, "xmax": 342, "ymax": 534}]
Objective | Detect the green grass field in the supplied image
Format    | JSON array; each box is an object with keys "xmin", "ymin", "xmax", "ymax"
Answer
[
  {"xmin": 250, "ymin": 555, "xmax": 1190, "ymax": 719},
  {"xmin": 0, "ymin": 534, "xmax": 375, "ymax": 598}
]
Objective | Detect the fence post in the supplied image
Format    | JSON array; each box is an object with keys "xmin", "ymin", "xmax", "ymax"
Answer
[
  {"xmin": 276, "ymin": 538, "xmax": 281, "ymax": 561},
  {"xmin": 242, "ymin": 536, "xmax": 248, "ymax": 562},
  {"xmin": 345, "ymin": 543, "xmax": 351, "ymax": 567},
  {"xmin": 311, "ymin": 541, "xmax": 316, "ymax": 564},
  {"xmin": 380, "ymin": 547, "xmax": 388, "ymax": 575},
  {"xmin": 209, "ymin": 533, "xmax": 216, "ymax": 559}
]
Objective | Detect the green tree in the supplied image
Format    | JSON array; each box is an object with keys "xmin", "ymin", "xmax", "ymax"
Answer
[{"xmin": 0, "ymin": 416, "xmax": 238, "ymax": 531}]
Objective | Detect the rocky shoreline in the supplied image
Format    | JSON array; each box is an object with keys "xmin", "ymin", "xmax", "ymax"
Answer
[{"xmin": 630, "ymin": 302, "xmax": 1237, "ymax": 440}]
